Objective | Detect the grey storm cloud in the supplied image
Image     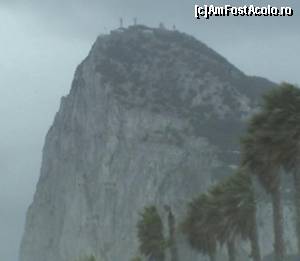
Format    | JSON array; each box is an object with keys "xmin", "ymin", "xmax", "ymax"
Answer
[
  {"xmin": 3, "ymin": 0, "xmax": 300, "ymax": 40},
  {"xmin": 3, "ymin": 0, "xmax": 300, "ymax": 84},
  {"xmin": 0, "ymin": 1, "xmax": 299, "ymax": 261}
]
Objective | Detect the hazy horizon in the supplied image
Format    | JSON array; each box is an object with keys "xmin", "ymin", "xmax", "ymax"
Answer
[{"xmin": 0, "ymin": 1, "xmax": 299, "ymax": 260}]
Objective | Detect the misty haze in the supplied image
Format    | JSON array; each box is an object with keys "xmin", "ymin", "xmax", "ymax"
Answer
[{"xmin": 1, "ymin": 1, "xmax": 300, "ymax": 261}]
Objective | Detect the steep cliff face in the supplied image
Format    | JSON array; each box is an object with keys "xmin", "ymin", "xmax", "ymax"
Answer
[{"xmin": 20, "ymin": 26, "xmax": 279, "ymax": 261}]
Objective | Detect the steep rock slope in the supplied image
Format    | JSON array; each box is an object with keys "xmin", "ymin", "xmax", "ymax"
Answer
[{"xmin": 20, "ymin": 26, "xmax": 279, "ymax": 261}]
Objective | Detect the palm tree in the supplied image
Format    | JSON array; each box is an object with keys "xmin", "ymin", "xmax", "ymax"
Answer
[
  {"xmin": 261, "ymin": 83, "xmax": 300, "ymax": 255},
  {"xmin": 182, "ymin": 170, "xmax": 261, "ymax": 261},
  {"xmin": 137, "ymin": 206, "xmax": 166, "ymax": 261},
  {"xmin": 164, "ymin": 205, "xmax": 178, "ymax": 261},
  {"xmin": 208, "ymin": 182, "xmax": 237, "ymax": 261},
  {"xmin": 209, "ymin": 170, "xmax": 261, "ymax": 261},
  {"xmin": 181, "ymin": 194, "xmax": 218, "ymax": 261},
  {"xmin": 77, "ymin": 255, "xmax": 98, "ymax": 261},
  {"xmin": 241, "ymin": 90, "xmax": 292, "ymax": 261}
]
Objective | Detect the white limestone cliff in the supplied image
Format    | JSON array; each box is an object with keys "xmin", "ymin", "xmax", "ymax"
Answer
[{"xmin": 20, "ymin": 26, "xmax": 294, "ymax": 261}]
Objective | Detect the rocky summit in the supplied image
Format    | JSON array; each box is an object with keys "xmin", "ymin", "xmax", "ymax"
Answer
[{"xmin": 20, "ymin": 25, "xmax": 288, "ymax": 261}]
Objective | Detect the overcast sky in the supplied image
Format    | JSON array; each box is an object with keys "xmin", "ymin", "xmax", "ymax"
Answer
[{"xmin": 0, "ymin": 1, "xmax": 299, "ymax": 260}]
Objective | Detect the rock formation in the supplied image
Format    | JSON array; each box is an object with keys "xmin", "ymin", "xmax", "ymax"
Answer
[{"xmin": 20, "ymin": 26, "xmax": 292, "ymax": 261}]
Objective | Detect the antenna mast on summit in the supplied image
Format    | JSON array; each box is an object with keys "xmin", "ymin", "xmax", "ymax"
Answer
[
  {"xmin": 134, "ymin": 17, "xmax": 137, "ymax": 26},
  {"xmin": 159, "ymin": 22, "xmax": 165, "ymax": 29},
  {"xmin": 119, "ymin": 18, "xmax": 124, "ymax": 28}
]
